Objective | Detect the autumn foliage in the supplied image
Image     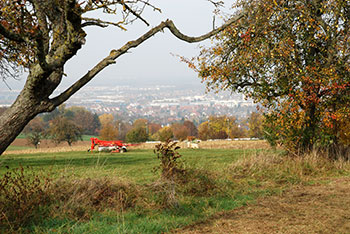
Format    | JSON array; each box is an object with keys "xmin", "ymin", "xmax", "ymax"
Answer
[
  {"xmin": 99, "ymin": 114, "xmax": 118, "ymax": 140},
  {"xmin": 191, "ymin": 0, "xmax": 350, "ymax": 157},
  {"xmin": 198, "ymin": 115, "xmax": 247, "ymax": 140}
]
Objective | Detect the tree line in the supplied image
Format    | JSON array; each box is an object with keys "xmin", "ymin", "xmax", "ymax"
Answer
[
  {"xmin": 96, "ymin": 111, "xmax": 264, "ymax": 143},
  {"xmin": 0, "ymin": 105, "xmax": 264, "ymax": 147}
]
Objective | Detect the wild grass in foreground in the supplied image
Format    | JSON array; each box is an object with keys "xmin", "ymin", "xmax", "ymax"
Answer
[
  {"xmin": 0, "ymin": 147, "xmax": 349, "ymax": 233},
  {"xmin": 229, "ymin": 150, "xmax": 350, "ymax": 191}
]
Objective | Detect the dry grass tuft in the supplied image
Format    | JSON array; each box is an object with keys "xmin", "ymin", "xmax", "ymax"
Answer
[
  {"xmin": 229, "ymin": 150, "xmax": 350, "ymax": 187},
  {"xmin": 146, "ymin": 168, "xmax": 222, "ymax": 209},
  {"xmin": 50, "ymin": 177, "xmax": 141, "ymax": 220},
  {"xmin": 179, "ymin": 168, "xmax": 221, "ymax": 197},
  {"xmin": 147, "ymin": 179, "xmax": 180, "ymax": 209}
]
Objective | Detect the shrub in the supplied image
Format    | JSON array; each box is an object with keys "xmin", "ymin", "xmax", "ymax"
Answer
[
  {"xmin": 152, "ymin": 141, "xmax": 223, "ymax": 207},
  {"xmin": 0, "ymin": 167, "xmax": 52, "ymax": 231},
  {"xmin": 153, "ymin": 140, "xmax": 185, "ymax": 180}
]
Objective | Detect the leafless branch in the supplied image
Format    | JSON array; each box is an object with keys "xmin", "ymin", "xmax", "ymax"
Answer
[
  {"xmin": 138, "ymin": 0, "xmax": 161, "ymax": 13},
  {"xmin": 121, "ymin": 2, "xmax": 150, "ymax": 26},
  {"xmin": 0, "ymin": 58, "xmax": 22, "ymax": 90},
  {"xmin": 208, "ymin": 0, "xmax": 225, "ymax": 8},
  {"xmin": 82, "ymin": 17, "xmax": 127, "ymax": 30}
]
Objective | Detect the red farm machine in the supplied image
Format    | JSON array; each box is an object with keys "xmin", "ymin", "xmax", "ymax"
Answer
[{"xmin": 90, "ymin": 138, "xmax": 128, "ymax": 153}]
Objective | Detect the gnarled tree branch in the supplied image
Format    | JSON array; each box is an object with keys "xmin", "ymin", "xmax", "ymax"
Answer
[{"xmin": 0, "ymin": 24, "xmax": 26, "ymax": 43}]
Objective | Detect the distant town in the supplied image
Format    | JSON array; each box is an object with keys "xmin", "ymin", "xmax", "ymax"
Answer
[{"xmin": 0, "ymin": 84, "xmax": 256, "ymax": 125}]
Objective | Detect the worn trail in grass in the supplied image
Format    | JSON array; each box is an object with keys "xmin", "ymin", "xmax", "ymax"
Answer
[{"xmin": 175, "ymin": 177, "xmax": 350, "ymax": 234}]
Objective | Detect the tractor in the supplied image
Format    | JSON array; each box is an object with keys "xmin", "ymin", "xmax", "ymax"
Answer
[{"xmin": 90, "ymin": 138, "xmax": 128, "ymax": 153}]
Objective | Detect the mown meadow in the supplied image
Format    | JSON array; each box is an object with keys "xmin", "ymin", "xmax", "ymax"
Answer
[{"xmin": 1, "ymin": 142, "xmax": 350, "ymax": 233}]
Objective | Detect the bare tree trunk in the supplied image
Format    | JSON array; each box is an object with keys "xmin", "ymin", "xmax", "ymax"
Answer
[
  {"xmin": 0, "ymin": 71, "xmax": 60, "ymax": 155},
  {"xmin": 0, "ymin": 94, "xmax": 41, "ymax": 154}
]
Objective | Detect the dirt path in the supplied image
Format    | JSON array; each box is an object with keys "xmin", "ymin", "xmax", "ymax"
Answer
[{"xmin": 175, "ymin": 178, "xmax": 350, "ymax": 234}]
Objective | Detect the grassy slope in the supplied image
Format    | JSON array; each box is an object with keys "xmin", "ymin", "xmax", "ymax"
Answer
[
  {"xmin": 1, "ymin": 148, "xmax": 349, "ymax": 233},
  {"xmin": 0, "ymin": 149, "xmax": 258, "ymax": 233}
]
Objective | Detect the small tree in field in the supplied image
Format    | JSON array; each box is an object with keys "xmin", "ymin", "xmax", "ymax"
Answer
[
  {"xmin": 126, "ymin": 127, "xmax": 148, "ymax": 143},
  {"xmin": 154, "ymin": 140, "xmax": 184, "ymax": 180},
  {"xmin": 23, "ymin": 117, "xmax": 46, "ymax": 148},
  {"xmin": 171, "ymin": 123, "xmax": 190, "ymax": 141},
  {"xmin": 157, "ymin": 126, "xmax": 174, "ymax": 142},
  {"xmin": 198, "ymin": 121, "xmax": 210, "ymax": 140},
  {"xmin": 99, "ymin": 114, "xmax": 118, "ymax": 140},
  {"xmin": 48, "ymin": 117, "xmax": 82, "ymax": 146},
  {"xmin": 183, "ymin": 120, "xmax": 198, "ymax": 137}
]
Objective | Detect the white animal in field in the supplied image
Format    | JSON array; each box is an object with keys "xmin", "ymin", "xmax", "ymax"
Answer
[{"xmin": 187, "ymin": 141, "xmax": 200, "ymax": 149}]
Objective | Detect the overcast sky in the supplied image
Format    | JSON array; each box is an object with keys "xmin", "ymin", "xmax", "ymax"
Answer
[{"xmin": 1, "ymin": 0, "xmax": 234, "ymax": 92}]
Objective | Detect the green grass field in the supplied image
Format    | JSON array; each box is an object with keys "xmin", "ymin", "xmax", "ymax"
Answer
[
  {"xmin": 0, "ymin": 149, "xmax": 248, "ymax": 180},
  {"xmin": 5, "ymin": 145, "xmax": 34, "ymax": 151},
  {"xmin": 1, "ymin": 147, "xmax": 349, "ymax": 233}
]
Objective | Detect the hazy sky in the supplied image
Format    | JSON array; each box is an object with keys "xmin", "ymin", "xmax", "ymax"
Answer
[{"xmin": 1, "ymin": 0, "xmax": 234, "ymax": 92}]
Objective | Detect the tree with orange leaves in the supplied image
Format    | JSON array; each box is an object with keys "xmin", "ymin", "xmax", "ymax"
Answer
[{"xmin": 190, "ymin": 0, "xmax": 350, "ymax": 156}]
